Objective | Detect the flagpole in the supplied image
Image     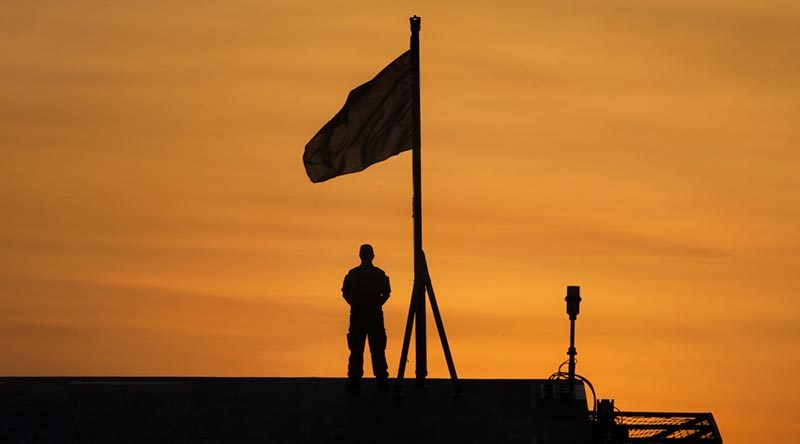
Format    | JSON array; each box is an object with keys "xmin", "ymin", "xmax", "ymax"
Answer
[
  {"xmin": 409, "ymin": 15, "xmax": 427, "ymax": 385},
  {"xmin": 397, "ymin": 15, "xmax": 459, "ymax": 395}
]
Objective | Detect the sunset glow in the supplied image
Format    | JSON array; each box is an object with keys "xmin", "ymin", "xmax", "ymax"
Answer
[{"xmin": 1, "ymin": 2, "xmax": 799, "ymax": 443}]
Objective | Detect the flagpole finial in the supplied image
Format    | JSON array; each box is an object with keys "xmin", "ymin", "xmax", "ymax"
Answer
[{"xmin": 410, "ymin": 15, "xmax": 421, "ymax": 32}]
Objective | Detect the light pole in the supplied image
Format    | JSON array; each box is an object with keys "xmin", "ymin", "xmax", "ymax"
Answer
[{"xmin": 565, "ymin": 285, "xmax": 582, "ymax": 388}]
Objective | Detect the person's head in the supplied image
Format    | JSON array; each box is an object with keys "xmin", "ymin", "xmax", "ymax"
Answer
[{"xmin": 359, "ymin": 244, "xmax": 375, "ymax": 264}]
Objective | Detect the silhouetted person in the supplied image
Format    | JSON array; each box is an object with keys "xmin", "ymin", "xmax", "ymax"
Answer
[{"xmin": 342, "ymin": 244, "xmax": 390, "ymax": 389}]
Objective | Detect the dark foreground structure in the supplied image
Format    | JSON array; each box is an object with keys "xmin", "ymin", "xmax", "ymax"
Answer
[{"xmin": 1, "ymin": 377, "xmax": 720, "ymax": 444}]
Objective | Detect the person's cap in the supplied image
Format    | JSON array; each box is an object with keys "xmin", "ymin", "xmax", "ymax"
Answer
[{"xmin": 359, "ymin": 244, "xmax": 374, "ymax": 257}]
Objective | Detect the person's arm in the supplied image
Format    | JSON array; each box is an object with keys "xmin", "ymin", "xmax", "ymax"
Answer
[
  {"xmin": 381, "ymin": 274, "xmax": 391, "ymax": 305},
  {"xmin": 342, "ymin": 273, "xmax": 352, "ymax": 305}
]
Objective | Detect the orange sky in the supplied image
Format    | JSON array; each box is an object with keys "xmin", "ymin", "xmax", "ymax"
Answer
[{"xmin": 1, "ymin": 1, "xmax": 799, "ymax": 442}]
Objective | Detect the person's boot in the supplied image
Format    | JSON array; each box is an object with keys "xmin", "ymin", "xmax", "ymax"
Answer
[
  {"xmin": 376, "ymin": 377, "xmax": 390, "ymax": 390},
  {"xmin": 345, "ymin": 378, "xmax": 361, "ymax": 391}
]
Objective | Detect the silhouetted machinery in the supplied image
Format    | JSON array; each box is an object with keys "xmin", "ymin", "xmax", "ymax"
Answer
[{"xmin": 554, "ymin": 286, "xmax": 724, "ymax": 444}]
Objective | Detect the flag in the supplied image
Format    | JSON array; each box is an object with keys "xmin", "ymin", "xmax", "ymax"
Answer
[{"xmin": 303, "ymin": 51, "xmax": 413, "ymax": 183}]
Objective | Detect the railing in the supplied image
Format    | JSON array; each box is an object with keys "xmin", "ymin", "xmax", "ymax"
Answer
[{"xmin": 590, "ymin": 411, "xmax": 723, "ymax": 444}]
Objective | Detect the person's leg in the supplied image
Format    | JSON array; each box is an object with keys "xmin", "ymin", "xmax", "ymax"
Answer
[
  {"xmin": 347, "ymin": 317, "xmax": 367, "ymax": 384},
  {"xmin": 367, "ymin": 313, "xmax": 389, "ymax": 381}
]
